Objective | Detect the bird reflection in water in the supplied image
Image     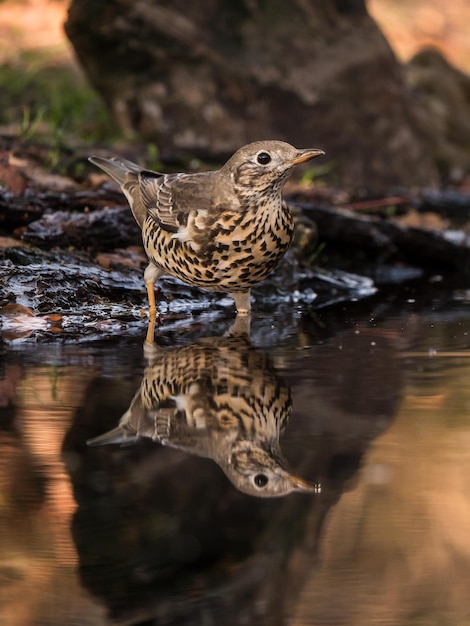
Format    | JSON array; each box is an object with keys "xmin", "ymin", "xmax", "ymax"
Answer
[{"xmin": 88, "ymin": 320, "xmax": 320, "ymax": 497}]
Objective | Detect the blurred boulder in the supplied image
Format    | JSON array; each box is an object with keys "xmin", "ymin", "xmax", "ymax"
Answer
[
  {"xmin": 65, "ymin": 0, "xmax": 439, "ymax": 189},
  {"xmin": 406, "ymin": 47, "xmax": 470, "ymax": 182}
]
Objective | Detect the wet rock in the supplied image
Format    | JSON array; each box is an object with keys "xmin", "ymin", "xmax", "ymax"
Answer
[{"xmin": 0, "ymin": 246, "xmax": 144, "ymax": 313}]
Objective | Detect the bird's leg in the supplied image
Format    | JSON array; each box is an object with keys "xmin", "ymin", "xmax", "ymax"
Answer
[
  {"xmin": 144, "ymin": 263, "xmax": 163, "ymax": 318},
  {"xmin": 146, "ymin": 281, "xmax": 157, "ymax": 318},
  {"xmin": 231, "ymin": 290, "xmax": 251, "ymax": 316},
  {"xmin": 145, "ymin": 311, "xmax": 157, "ymax": 345},
  {"xmin": 145, "ymin": 280, "xmax": 157, "ymax": 345},
  {"xmin": 144, "ymin": 263, "xmax": 163, "ymax": 344}
]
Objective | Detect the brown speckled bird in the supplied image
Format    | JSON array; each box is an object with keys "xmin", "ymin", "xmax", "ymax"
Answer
[
  {"xmin": 88, "ymin": 334, "xmax": 321, "ymax": 498},
  {"xmin": 89, "ymin": 141, "xmax": 324, "ymax": 315}
]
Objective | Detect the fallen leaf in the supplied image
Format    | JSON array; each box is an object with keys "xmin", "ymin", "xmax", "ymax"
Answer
[
  {"xmin": 0, "ymin": 236, "xmax": 28, "ymax": 249},
  {"xmin": 1, "ymin": 304, "xmax": 63, "ymax": 339},
  {"xmin": 0, "ymin": 151, "xmax": 27, "ymax": 194}
]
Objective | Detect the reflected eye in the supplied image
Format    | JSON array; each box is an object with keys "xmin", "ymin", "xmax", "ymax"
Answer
[
  {"xmin": 253, "ymin": 474, "xmax": 268, "ymax": 487},
  {"xmin": 257, "ymin": 152, "xmax": 271, "ymax": 165}
]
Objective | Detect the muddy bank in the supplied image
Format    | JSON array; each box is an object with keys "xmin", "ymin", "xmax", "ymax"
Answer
[{"xmin": 1, "ymin": 136, "xmax": 470, "ymax": 340}]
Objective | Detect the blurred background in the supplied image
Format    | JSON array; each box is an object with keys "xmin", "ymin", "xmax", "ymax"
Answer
[{"xmin": 1, "ymin": 0, "xmax": 469, "ymax": 189}]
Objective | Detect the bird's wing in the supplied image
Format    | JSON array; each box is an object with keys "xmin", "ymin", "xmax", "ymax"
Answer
[
  {"xmin": 90, "ymin": 156, "xmax": 219, "ymax": 236},
  {"xmin": 140, "ymin": 171, "xmax": 216, "ymax": 236}
]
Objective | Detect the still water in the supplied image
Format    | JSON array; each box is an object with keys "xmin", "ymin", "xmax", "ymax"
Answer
[{"xmin": 1, "ymin": 289, "xmax": 470, "ymax": 626}]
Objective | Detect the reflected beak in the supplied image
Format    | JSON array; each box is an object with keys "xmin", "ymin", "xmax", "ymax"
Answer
[
  {"xmin": 290, "ymin": 475, "xmax": 322, "ymax": 494},
  {"xmin": 291, "ymin": 148, "xmax": 325, "ymax": 165}
]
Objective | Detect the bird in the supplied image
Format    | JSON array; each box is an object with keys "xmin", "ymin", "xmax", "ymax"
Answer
[
  {"xmin": 87, "ymin": 333, "xmax": 321, "ymax": 498},
  {"xmin": 89, "ymin": 140, "xmax": 324, "ymax": 316}
]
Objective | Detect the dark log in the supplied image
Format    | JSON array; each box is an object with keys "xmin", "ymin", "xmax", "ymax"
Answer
[
  {"xmin": 0, "ymin": 185, "xmax": 128, "ymax": 231},
  {"xmin": 419, "ymin": 189, "xmax": 470, "ymax": 222},
  {"xmin": 296, "ymin": 201, "xmax": 470, "ymax": 275},
  {"xmin": 20, "ymin": 206, "xmax": 140, "ymax": 251},
  {"xmin": 0, "ymin": 189, "xmax": 46, "ymax": 229}
]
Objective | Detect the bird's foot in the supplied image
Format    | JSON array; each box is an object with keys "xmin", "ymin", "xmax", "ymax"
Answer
[
  {"xmin": 143, "ymin": 338, "xmax": 160, "ymax": 363},
  {"xmin": 225, "ymin": 314, "xmax": 251, "ymax": 337},
  {"xmin": 230, "ymin": 291, "xmax": 251, "ymax": 316}
]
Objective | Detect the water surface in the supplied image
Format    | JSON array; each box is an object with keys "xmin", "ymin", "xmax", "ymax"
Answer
[{"xmin": 1, "ymin": 289, "xmax": 470, "ymax": 625}]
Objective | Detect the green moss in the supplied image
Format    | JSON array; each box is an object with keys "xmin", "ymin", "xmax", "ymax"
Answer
[
  {"xmin": 0, "ymin": 49, "xmax": 118, "ymax": 144},
  {"xmin": 300, "ymin": 160, "xmax": 338, "ymax": 185}
]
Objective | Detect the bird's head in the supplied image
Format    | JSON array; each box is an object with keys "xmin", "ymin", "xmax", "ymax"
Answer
[
  {"xmin": 221, "ymin": 140, "xmax": 324, "ymax": 201},
  {"xmin": 222, "ymin": 441, "xmax": 321, "ymax": 497}
]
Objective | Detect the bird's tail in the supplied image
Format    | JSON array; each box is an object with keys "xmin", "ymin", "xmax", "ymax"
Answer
[
  {"xmin": 86, "ymin": 390, "xmax": 147, "ymax": 446},
  {"xmin": 88, "ymin": 155, "xmax": 142, "ymax": 186},
  {"xmin": 89, "ymin": 155, "xmax": 150, "ymax": 227},
  {"xmin": 87, "ymin": 425, "xmax": 134, "ymax": 446}
]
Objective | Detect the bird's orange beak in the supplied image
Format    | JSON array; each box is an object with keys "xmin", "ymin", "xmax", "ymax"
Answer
[
  {"xmin": 292, "ymin": 148, "xmax": 325, "ymax": 165},
  {"xmin": 290, "ymin": 475, "xmax": 322, "ymax": 493}
]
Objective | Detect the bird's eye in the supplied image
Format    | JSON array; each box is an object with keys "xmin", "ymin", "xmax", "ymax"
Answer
[
  {"xmin": 253, "ymin": 474, "xmax": 269, "ymax": 488},
  {"xmin": 257, "ymin": 152, "xmax": 271, "ymax": 165}
]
